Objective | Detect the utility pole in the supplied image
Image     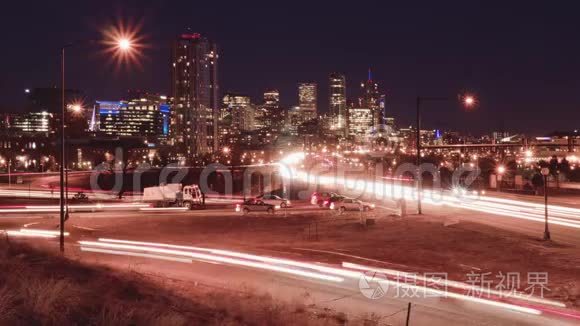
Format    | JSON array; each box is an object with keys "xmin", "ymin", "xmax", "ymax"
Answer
[
  {"xmin": 415, "ymin": 97, "xmax": 422, "ymax": 214},
  {"xmin": 59, "ymin": 47, "xmax": 66, "ymax": 253},
  {"xmin": 541, "ymin": 168, "xmax": 551, "ymax": 241}
]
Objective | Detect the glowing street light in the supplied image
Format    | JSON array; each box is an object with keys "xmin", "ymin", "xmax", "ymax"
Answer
[
  {"xmin": 101, "ymin": 21, "xmax": 144, "ymax": 69},
  {"xmin": 57, "ymin": 21, "xmax": 144, "ymax": 253},
  {"xmin": 497, "ymin": 165, "xmax": 506, "ymax": 175},
  {"xmin": 496, "ymin": 165, "xmax": 506, "ymax": 193},
  {"xmin": 463, "ymin": 95, "xmax": 476, "ymax": 107},
  {"xmin": 69, "ymin": 103, "xmax": 83, "ymax": 114},
  {"xmin": 1, "ymin": 158, "xmax": 11, "ymax": 187},
  {"xmin": 117, "ymin": 38, "xmax": 132, "ymax": 51},
  {"xmin": 415, "ymin": 92, "xmax": 479, "ymax": 214}
]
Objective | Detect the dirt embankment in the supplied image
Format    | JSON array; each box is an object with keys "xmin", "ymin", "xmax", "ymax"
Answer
[{"xmin": 0, "ymin": 240, "xmax": 377, "ymax": 325}]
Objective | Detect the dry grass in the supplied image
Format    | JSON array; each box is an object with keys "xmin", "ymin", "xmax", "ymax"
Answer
[{"xmin": 0, "ymin": 241, "xmax": 372, "ymax": 325}]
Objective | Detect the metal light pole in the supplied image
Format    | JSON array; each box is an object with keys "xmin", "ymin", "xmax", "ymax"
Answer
[
  {"xmin": 415, "ymin": 95, "xmax": 476, "ymax": 215},
  {"xmin": 416, "ymin": 97, "xmax": 422, "ymax": 214},
  {"xmin": 65, "ymin": 159, "xmax": 69, "ymax": 220},
  {"xmin": 59, "ymin": 46, "xmax": 66, "ymax": 253},
  {"xmin": 60, "ymin": 41, "xmax": 92, "ymax": 252},
  {"xmin": 497, "ymin": 165, "xmax": 505, "ymax": 193},
  {"xmin": 541, "ymin": 168, "xmax": 551, "ymax": 240},
  {"xmin": 59, "ymin": 36, "xmax": 136, "ymax": 252},
  {"xmin": 415, "ymin": 96, "xmax": 449, "ymax": 215}
]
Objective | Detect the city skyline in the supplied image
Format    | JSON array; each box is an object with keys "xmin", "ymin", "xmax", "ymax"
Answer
[
  {"xmin": 2, "ymin": 2, "xmax": 580, "ymax": 135},
  {"xmin": 2, "ymin": 4, "xmax": 580, "ymax": 325}
]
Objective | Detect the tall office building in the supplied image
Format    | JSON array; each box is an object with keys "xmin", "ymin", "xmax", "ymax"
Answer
[
  {"xmin": 260, "ymin": 89, "xmax": 284, "ymax": 136},
  {"xmin": 221, "ymin": 93, "xmax": 255, "ymax": 132},
  {"xmin": 10, "ymin": 112, "xmax": 54, "ymax": 134},
  {"xmin": 347, "ymin": 106, "xmax": 374, "ymax": 139},
  {"xmin": 96, "ymin": 96, "xmax": 169, "ymax": 144},
  {"xmin": 329, "ymin": 73, "xmax": 346, "ymax": 133},
  {"xmin": 170, "ymin": 33, "xmax": 219, "ymax": 159},
  {"xmin": 359, "ymin": 69, "xmax": 381, "ymax": 126},
  {"xmin": 298, "ymin": 83, "xmax": 317, "ymax": 121},
  {"xmin": 263, "ymin": 89, "xmax": 280, "ymax": 110},
  {"xmin": 286, "ymin": 106, "xmax": 303, "ymax": 136},
  {"xmin": 379, "ymin": 94, "xmax": 386, "ymax": 119}
]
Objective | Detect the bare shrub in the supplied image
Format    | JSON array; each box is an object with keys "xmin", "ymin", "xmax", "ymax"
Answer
[
  {"xmin": 350, "ymin": 313, "xmax": 383, "ymax": 326},
  {"xmin": 0, "ymin": 286, "xmax": 16, "ymax": 324},
  {"xmin": 147, "ymin": 311, "xmax": 190, "ymax": 326},
  {"xmin": 18, "ymin": 278, "xmax": 84, "ymax": 324},
  {"xmin": 93, "ymin": 302, "xmax": 135, "ymax": 326},
  {"xmin": 0, "ymin": 244, "xmax": 350, "ymax": 325}
]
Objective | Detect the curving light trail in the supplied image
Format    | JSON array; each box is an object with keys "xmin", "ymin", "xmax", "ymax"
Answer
[
  {"xmin": 2, "ymin": 228, "xmax": 70, "ymax": 238},
  {"xmin": 75, "ymin": 238, "xmax": 580, "ymax": 318},
  {"xmin": 79, "ymin": 239, "xmax": 344, "ymax": 283},
  {"xmin": 278, "ymin": 153, "xmax": 580, "ymax": 230},
  {"xmin": 0, "ymin": 203, "xmax": 150, "ymax": 214}
]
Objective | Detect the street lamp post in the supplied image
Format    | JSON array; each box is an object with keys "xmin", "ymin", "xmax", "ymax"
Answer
[
  {"xmin": 60, "ymin": 44, "xmax": 81, "ymax": 252},
  {"xmin": 416, "ymin": 97, "xmax": 446, "ymax": 214},
  {"xmin": 541, "ymin": 167, "xmax": 551, "ymax": 240},
  {"xmin": 59, "ymin": 36, "xmax": 134, "ymax": 253},
  {"xmin": 496, "ymin": 165, "xmax": 506, "ymax": 193},
  {"xmin": 415, "ymin": 95, "xmax": 475, "ymax": 214},
  {"xmin": 60, "ymin": 46, "xmax": 66, "ymax": 253},
  {"xmin": 416, "ymin": 97, "xmax": 422, "ymax": 214},
  {"xmin": 0, "ymin": 159, "xmax": 9, "ymax": 187}
]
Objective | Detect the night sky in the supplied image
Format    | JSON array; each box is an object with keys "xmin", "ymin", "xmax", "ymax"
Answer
[{"xmin": 1, "ymin": 1, "xmax": 579, "ymax": 135}]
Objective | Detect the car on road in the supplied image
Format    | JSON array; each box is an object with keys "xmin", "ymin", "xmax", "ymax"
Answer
[
  {"xmin": 329, "ymin": 198, "xmax": 375, "ymax": 214},
  {"xmin": 255, "ymin": 194, "xmax": 291, "ymax": 208},
  {"xmin": 236, "ymin": 199, "xmax": 277, "ymax": 215},
  {"xmin": 72, "ymin": 192, "xmax": 89, "ymax": 202},
  {"xmin": 311, "ymin": 192, "xmax": 343, "ymax": 207}
]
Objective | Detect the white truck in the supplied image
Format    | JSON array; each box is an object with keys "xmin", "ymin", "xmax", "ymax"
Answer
[{"xmin": 142, "ymin": 184, "xmax": 204, "ymax": 209}]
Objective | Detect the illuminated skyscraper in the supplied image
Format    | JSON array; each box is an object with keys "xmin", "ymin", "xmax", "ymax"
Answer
[
  {"xmin": 222, "ymin": 93, "xmax": 254, "ymax": 132},
  {"xmin": 287, "ymin": 106, "xmax": 303, "ymax": 136},
  {"xmin": 11, "ymin": 112, "xmax": 53, "ymax": 134},
  {"xmin": 347, "ymin": 106, "xmax": 374, "ymax": 139},
  {"xmin": 260, "ymin": 89, "xmax": 284, "ymax": 137},
  {"xmin": 360, "ymin": 69, "xmax": 381, "ymax": 126},
  {"xmin": 298, "ymin": 83, "xmax": 317, "ymax": 121},
  {"xmin": 170, "ymin": 33, "xmax": 219, "ymax": 159},
  {"xmin": 263, "ymin": 89, "xmax": 280, "ymax": 110},
  {"xmin": 96, "ymin": 95, "xmax": 169, "ymax": 144},
  {"xmin": 329, "ymin": 73, "xmax": 346, "ymax": 133}
]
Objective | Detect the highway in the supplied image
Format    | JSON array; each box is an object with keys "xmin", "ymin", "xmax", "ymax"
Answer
[
  {"xmin": 0, "ymin": 225, "xmax": 574, "ymax": 325},
  {"xmin": 281, "ymin": 155, "xmax": 580, "ymax": 236},
  {"xmin": 4, "ymin": 167, "xmax": 580, "ymax": 232},
  {"xmin": 1, "ymin": 167, "xmax": 580, "ymax": 324},
  {"xmin": 0, "ymin": 203, "xmax": 578, "ymax": 324},
  {"xmin": 76, "ymin": 239, "xmax": 575, "ymax": 325}
]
